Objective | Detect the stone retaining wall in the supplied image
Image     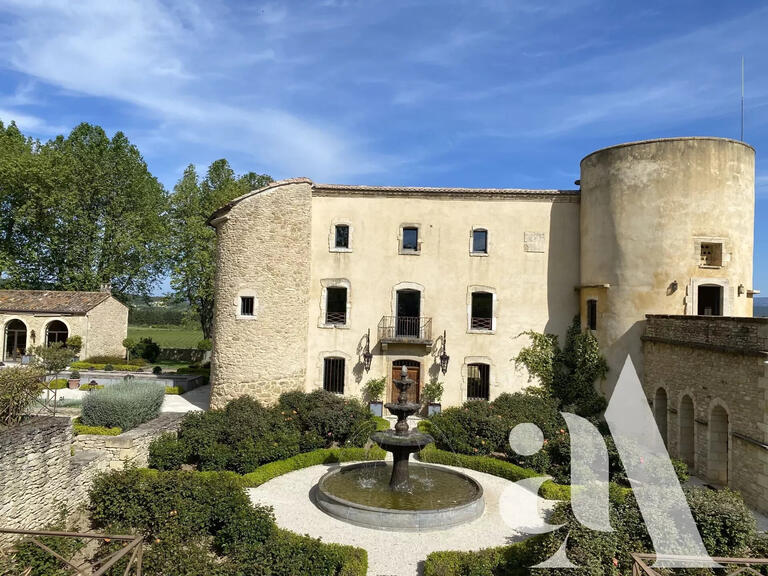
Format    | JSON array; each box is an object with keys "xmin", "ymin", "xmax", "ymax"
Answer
[
  {"xmin": 73, "ymin": 412, "xmax": 184, "ymax": 469},
  {"xmin": 0, "ymin": 412, "xmax": 184, "ymax": 544}
]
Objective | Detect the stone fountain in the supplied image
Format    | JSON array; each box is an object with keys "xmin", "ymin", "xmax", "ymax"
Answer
[
  {"xmin": 315, "ymin": 365, "xmax": 485, "ymax": 531},
  {"xmin": 370, "ymin": 365, "xmax": 435, "ymax": 491}
]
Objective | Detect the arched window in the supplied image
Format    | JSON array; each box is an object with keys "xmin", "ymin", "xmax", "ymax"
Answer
[
  {"xmin": 46, "ymin": 320, "xmax": 69, "ymax": 346},
  {"xmin": 709, "ymin": 404, "xmax": 729, "ymax": 486},
  {"xmin": 679, "ymin": 395, "xmax": 695, "ymax": 467},
  {"xmin": 654, "ymin": 388, "xmax": 668, "ymax": 446},
  {"xmin": 4, "ymin": 319, "xmax": 27, "ymax": 361},
  {"xmin": 467, "ymin": 363, "xmax": 490, "ymax": 401}
]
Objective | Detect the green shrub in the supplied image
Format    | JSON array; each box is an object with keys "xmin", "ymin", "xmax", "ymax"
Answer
[
  {"xmin": 69, "ymin": 369, "xmax": 80, "ymax": 380},
  {"xmin": 277, "ymin": 389, "xmax": 374, "ymax": 447},
  {"xmin": 79, "ymin": 383, "xmax": 104, "ymax": 391},
  {"xmin": 131, "ymin": 337, "xmax": 161, "ymax": 363},
  {"xmin": 196, "ymin": 338, "xmax": 212, "ymax": 351},
  {"xmin": 84, "ymin": 355, "xmax": 144, "ymax": 366},
  {"xmin": 81, "ymin": 381, "xmax": 164, "ymax": 431},
  {"xmin": 72, "ymin": 416, "xmax": 121, "ymax": 436},
  {"xmin": 361, "ymin": 377, "xmax": 386, "ymax": 402},
  {"xmin": 418, "ymin": 444, "xmax": 570, "ymax": 500},
  {"xmin": 428, "ymin": 400, "xmax": 508, "ymax": 455},
  {"xmin": 153, "ymin": 365, "xmax": 163, "ymax": 374},
  {"xmin": 685, "ymin": 487, "xmax": 755, "ymax": 556},
  {"xmin": 422, "ymin": 379, "xmax": 444, "ymax": 404},
  {"xmin": 103, "ymin": 363, "xmax": 114, "ymax": 371},
  {"xmin": 47, "ymin": 378, "xmax": 68, "ymax": 389},
  {"xmin": 373, "ymin": 416, "xmax": 390, "ymax": 431},
  {"xmin": 65, "ymin": 335, "xmax": 82, "ymax": 355},
  {"xmin": 148, "ymin": 432, "xmax": 187, "ymax": 470},
  {"xmin": 165, "ymin": 385, "xmax": 181, "ymax": 394},
  {"xmin": 0, "ymin": 365, "xmax": 46, "ymax": 426},
  {"xmin": 239, "ymin": 446, "xmax": 386, "ymax": 487},
  {"xmin": 424, "ymin": 537, "xmax": 545, "ymax": 576}
]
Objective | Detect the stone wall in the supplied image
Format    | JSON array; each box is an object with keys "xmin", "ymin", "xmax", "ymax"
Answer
[
  {"xmin": 209, "ymin": 179, "xmax": 313, "ymax": 408},
  {"xmin": 0, "ymin": 413, "xmax": 183, "ymax": 544},
  {"xmin": 73, "ymin": 412, "xmax": 184, "ymax": 469},
  {"xmin": 85, "ymin": 296, "xmax": 128, "ymax": 358},
  {"xmin": 643, "ymin": 315, "xmax": 768, "ymax": 512}
]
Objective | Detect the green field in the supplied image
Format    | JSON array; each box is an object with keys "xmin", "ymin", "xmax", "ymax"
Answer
[{"xmin": 127, "ymin": 326, "xmax": 204, "ymax": 349}]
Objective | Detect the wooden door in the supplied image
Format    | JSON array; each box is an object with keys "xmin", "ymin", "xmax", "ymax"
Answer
[{"xmin": 391, "ymin": 360, "xmax": 420, "ymax": 404}]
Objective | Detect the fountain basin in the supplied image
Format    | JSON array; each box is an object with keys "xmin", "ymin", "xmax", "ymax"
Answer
[{"xmin": 316, "ymin": 462, "xmax": 485, "ymax": 531}]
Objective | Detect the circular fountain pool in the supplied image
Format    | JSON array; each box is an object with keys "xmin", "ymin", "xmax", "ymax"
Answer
[{"xmin": 316, "ymin": 462, "xmax": 484, "ymax": 531}]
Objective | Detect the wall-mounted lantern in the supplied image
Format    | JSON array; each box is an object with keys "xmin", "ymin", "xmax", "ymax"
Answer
[
  {"xmin": 362, "ymin": 328, "xmax": 373, "ymax": 372},
  {"xmin": 738, "ymin": 284, "xmax": 745, "ymax": 296},
  {"xmin": 439, "ymin": 330, "xmax": 450, "ymax": 374}
]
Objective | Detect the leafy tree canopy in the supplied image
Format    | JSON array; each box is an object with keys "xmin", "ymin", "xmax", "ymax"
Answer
[
  {"xmin": 169, "ymin": 159, "xmax": 272, "ymax": 337},
  {"xmin": 0, "ymin": 121, "xmax": 169, "ymax": 297}
]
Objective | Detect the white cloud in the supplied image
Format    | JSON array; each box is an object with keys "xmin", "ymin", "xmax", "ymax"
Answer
[{"xmin": 0, "ymin": 107, "xmax": 67, "ymax": 135}]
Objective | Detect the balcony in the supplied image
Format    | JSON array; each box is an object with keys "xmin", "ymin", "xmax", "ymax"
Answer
[{"xmin": 378, "ymin": 316, "xmax": 433, "ymax": 347}]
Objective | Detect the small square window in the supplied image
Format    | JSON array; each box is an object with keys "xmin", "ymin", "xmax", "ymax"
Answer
[
  {"xmin": 335, "ymin": 225, "xmax": 349, "ymax": 249},
  {"xmin": 402, "ymin": 227, "xmax": 419, "ymax": 251},
  {"xmin": 472, "ymin": 229, "xmax": 488, "ymax": 253},
  {"xmin": 586, "ymin": 299, "xmax": 597, "ymax": 331},
  {"xmin": 240, "ymin": 296, "xmax": 254, "ymax": 316},
  {"xmin": 700, "ymin": 242, "xmax": 722, "ymax": 267}
]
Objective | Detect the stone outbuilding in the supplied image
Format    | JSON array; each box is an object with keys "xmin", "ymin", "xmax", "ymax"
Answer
[
  {"xmin": 0, "ymin": 289, "xmax": 128, "ymax": 361},
  {"xmin": 644, "ymin": 314, "xmax": 768, "ymax": 512}
]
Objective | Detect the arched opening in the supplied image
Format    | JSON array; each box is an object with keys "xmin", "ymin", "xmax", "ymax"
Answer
[
  {"xmin": 654, "ymin": 388, "xmax": 668, "ymax": 446},
  {"xmin": 4, "ymin": 319, "xmax": 27, "ymax": 361},
  {"xmin": 392, "ymin": 360, "xmax": 420, "ymax": 403},
  {"xmin": 679, "ymin": 395, "xmax": 695, "ymax": 467},
  {"xmin": 709, "ymin": 405, "xmax": 729, "ymax": 486},
  {"xmin": 45, "ymin": 320, "xmax": 69, "ymax": 347}
]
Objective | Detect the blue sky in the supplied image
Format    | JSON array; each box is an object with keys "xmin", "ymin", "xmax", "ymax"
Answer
[{"xmin": 0, "ymin": 0, "xmax": 765, "ymax": 294}]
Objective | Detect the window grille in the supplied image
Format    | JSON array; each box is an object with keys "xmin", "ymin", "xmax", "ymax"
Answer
[
  {"xmin": 240, "ymin": 296, "xmax": 255, "ymax": 316},
  {"xmin": 323, "ymin": 357, "xmax": 345, "ymax": 394},
  {"xmin": 467, "ymin": 363, "xmax": 490, "ymax": 400},
  {"xmin": 326, "ymin": 287, "xmax": 347, "ymax": 324},
  {"xmin": 587, "ymin": 299, "xmax": 598, "ymax": 331},
  {"xmin": 470, "ymin": 292, "xmax": 493, "ymax": 330}
]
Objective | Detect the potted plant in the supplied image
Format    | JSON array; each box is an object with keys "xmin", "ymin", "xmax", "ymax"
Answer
[
  {"xmin": 422, "ymin": 379, "xmax": 444, "ymax": 416},
  {"xmin": 362, "ymin": 377, "xmax": 386, "ymax": 417},
  {"xmin": 67, "ymin": 369, "xmax": 81, "ymax": 389}
]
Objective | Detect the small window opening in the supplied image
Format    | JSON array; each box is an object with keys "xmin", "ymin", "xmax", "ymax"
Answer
[
  {"xmin": 472, "ymin": 229, "xmax": 488, "ymax": 253},
  {"xmin": 586, "ymin": 299, "xmax": 598, "ymax": 331},
  {"xmin": 323, "ymin": 357, "xmax": 345, "ymax": 394},
  {"xmin": 240, "ymin": 296, "xmax": 255, "ymax": 316},
  {"xmin": 402, "ymin": 227, "xmax": 419, "ymax": 251},
  {"xmin": 700, "ymin": 242, "xmax": 723, "ymax": 267},
  {"xmin": 335, "ymin": 225, "xmax": 349, "ymax": 249},
  {"xmin": 470, "ymin": 292, "xmax": 493, "ymax": 330},
  {"xmin": 467, "ymin": 363, "xmax": 490, "ymax": 400},
  {"xmin": 326, "ymin": 287, "xmax": 347, "ymax": 325}
]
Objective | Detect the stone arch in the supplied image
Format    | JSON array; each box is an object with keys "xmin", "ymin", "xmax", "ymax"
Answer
[
  {"xmin": 45, "ymin": 319, "xmax": 70, "ymax": 346},
  {"xmin": 708, "ymin": 401, "xmax": 730, "ymax": 486},
  {"xmin": 678, "ymin": 394, "xmax": 695, "ymax": 467},
  {"xmin": 654, "ymin": 387, "xmax": 668, "ymax": 447},
  {"xmin": 4, "ymin": 318, "xmax": 28, "ymax": 361}
]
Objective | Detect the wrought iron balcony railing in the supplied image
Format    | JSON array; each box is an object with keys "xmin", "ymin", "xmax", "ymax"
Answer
[
  {"xmin": 470, "ymin": 316, "xmax": 493, "ymax": 330},
  {"xmin": 378, "ymin": 316, "xmax": 432, "ymax": 343}
]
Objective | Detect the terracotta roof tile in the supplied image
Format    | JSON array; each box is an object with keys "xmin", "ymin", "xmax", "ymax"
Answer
[{"xmin": 0, "ymin": 290, "xmax": 112, "ymax": 314}]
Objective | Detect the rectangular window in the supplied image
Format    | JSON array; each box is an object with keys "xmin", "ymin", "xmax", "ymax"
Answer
[
  {"xmin": 402, "ymin": 227, "xmax": 419, "ymax": 251},
  {"xmin": 700, "ymin": 242, "xmax": 722, "ymax": 267},
  {"xmin": 587, "ymin": 299, "xmax": 597, "ymax": 331},
  {"xmin": 472, "ymin": 229, "xmax": 488, "ymax": 253},
  {"xmin": 335, "ymin": 224, "xmax": 349, "ymax": 249},
  {"xmin": 240, "ymin": 296, "xmax": 254, "ymax": 316},
  {"xmin": 325, "ymin": 287, "xmax": 347, "ymax": 324},
  {"xmin": 470, "ymin": 292, "xmax": 493, "ymax": 330},
  {"xmin": 323, "ymin": 357, "xmax": 345, "ymax": 394},
  {"xmin": 467, "ymin": 363, "xmax": 490, "ymax": 400}
]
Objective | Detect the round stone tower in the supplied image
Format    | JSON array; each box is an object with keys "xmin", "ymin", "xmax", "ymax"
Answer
[{"xmin": 579, "ymin": 137, "xmax": 755, "ymax": 394}]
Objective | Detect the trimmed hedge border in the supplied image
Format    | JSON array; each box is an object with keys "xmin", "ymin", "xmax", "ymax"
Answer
[
  {"xmin": 70, "ymin": 361, "xmax": 143, "ymax": 371},
  {"xmin": 416, "ymin": 444, "xmax": 570, "ymax": 501},
  {"xmin": 238, "ymin": 446, "xmax": 387, "ymax": 487},
  {"xmin": 72, "ymin": 416, "xmax": 122, "ymax": 436},
  {"xmin": 423, "ymin": 537, "xmax": 544, "ymax": 576}
]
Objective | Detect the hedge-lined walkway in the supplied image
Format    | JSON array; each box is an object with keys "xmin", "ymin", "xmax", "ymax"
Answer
[{"xmin": 247, "ymin": 462, "xmax": 557, "ymax": 576}]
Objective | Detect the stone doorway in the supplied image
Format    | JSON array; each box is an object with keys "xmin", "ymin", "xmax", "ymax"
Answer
[{"xmin": 391, "ymin": 360, "xmax": 420, "ymax": 404}]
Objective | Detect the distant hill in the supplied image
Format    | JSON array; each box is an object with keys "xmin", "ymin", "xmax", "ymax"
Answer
[{"xmin": 755, "ymin": 297, "xmax": 768, "ymax": 318}]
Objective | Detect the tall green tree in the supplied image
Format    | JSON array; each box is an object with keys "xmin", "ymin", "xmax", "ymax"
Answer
[
  {"xmin": 0, "ymin": 121, "xmax": 169, "ymax": 297},
  {"xmin": 169, "ymin": 160, "xmax": 271, "ymax": 338}
]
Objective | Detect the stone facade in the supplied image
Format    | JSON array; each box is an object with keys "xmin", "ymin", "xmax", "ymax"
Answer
[
  {"xmin": 209, "ymin": 180, "xmax": 312, "ymax": 408},
  {"xmin": 0, "ymin": 291, "xmax": 128, "ymax": 362},
  {"xmin": 0, "ymin": 414, "xmax": 183, "ymax": 543},
  {"xmin": 209, "ymin": 138, "xmax": 756, "ymax": 410},
  {"xmin": 643, "ymin": 315, "xmax": 768, "ymax": 512}
]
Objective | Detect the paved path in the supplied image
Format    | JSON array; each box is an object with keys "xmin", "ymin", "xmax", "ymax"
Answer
[
  {"xmin": 248, "ymin": 462, "xmax": 555, "ymax": 576},
  {"xmin": 161, "ymin": 385, "xmax": 210, "ymax": 412}
]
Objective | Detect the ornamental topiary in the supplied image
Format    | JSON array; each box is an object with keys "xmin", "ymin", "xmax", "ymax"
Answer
[{"xmin": 81, "ymin": 381, "xmax": 164, "ymax": 431}]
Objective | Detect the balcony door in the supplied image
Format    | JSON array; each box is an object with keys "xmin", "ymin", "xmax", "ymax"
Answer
[
  {"xmin": 391, "ymin": 360, "xmax": 420, "ymax": 404},
  {"xmin": 396, "ymin": 289, "xmax": 421, "ymax": 337}
]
